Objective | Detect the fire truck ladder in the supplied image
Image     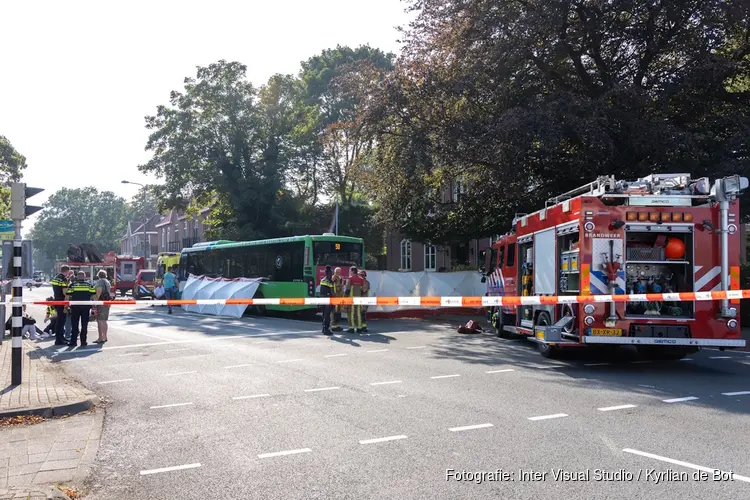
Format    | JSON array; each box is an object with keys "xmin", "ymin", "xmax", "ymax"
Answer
[{"xmin": 545, "ymin": 175, "xmax": 616, "ymax": 208}]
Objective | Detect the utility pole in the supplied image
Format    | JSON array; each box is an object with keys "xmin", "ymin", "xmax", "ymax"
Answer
[{"xmin": 10, "ymin": 182, "xmax": 44, "ymax": 385}]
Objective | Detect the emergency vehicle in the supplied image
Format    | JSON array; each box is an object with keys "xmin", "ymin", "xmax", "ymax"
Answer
[
  {"xmin": 481, "ymin": 173, "xmax": 748, "ymax": 359},
  {"xmin": 115, "ymin": 255, "xmax": 145, "ymax": 297}
]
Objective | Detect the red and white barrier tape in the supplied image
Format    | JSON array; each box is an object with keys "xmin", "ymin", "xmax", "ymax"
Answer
[{"xmin": 16, "ymin": 289, "xmax": 750, "ymax": 307}]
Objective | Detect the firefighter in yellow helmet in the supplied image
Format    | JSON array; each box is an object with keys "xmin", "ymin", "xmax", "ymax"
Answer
[
  {"xmin": 359, "ymin": 269, "xmax": 370, "ymax": 333},
  {"xmin": 330, "ymin": 267, "xmax": 344, "ymax": 331}
]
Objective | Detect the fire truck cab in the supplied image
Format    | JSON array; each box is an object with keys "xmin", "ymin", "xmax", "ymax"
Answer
[{"xmin": 482, "ymin": 173, "xmax": 748, "ymax": 359}]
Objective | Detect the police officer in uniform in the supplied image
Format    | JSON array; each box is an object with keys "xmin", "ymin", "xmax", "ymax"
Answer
[
  {"xmin": 319, "ymin": 265, "xmax": 335, "ymax": 335},
  {"xmin": 50, "ymin": 266, "xmax": 72, "ymax": 346},
  {"xmin": 67, "ymin": 271, "xmax": 96, "ymax": 348}
]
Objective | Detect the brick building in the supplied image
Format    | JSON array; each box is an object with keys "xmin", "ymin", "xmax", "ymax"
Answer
[
  {"xmin": 154, "ymin": 207, "xmax": 212, "ymax": 254},
  {"xmin": 119, "ymin": 214, "xmax": 160, "ymax": 268}
]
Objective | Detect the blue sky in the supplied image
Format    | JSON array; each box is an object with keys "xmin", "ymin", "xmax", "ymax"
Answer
[{"xmin": 0, "ymin": 0, "xmax": 412, "ymax": 235}]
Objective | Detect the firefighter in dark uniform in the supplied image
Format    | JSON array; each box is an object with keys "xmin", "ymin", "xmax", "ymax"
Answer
[
  {"xmin": 67, "ymin": 271, "xmax": 96, "ymax": 347},
  {"xmin": 50, "ymin": 266, "xmax": 71, "ymax": 346},
  {"xmin": 319, "ymin": 266, "xmax": 334, "ymax": 335}
]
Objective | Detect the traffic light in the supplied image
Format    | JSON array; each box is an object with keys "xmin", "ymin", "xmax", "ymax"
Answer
[{"xmin": 10, "ymin": 182, "xmax": 44, "ymax": 220}]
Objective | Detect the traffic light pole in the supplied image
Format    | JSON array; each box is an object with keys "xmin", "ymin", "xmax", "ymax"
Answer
[
  {"xmin": 11, "ymin": 220, "xmax": 22, "ymax": 385},
  {"xmin": 9, "ymin": 182, "xmax": 44, "ymax": 386}
]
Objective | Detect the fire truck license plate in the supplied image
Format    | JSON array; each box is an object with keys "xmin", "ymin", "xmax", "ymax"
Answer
[{"xmin": 591, "ymin": 328, "xmax": 622, "ymax": 337}]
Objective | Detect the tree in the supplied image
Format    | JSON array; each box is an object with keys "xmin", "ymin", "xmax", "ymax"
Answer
[
  {"xmin": 299, "ymin": 46, "xmax": 395, "ymax": 206},
  {"xmin": 140, "ymin": 61, "xmax": 302, "ymax": 240},
  {"xmin": 28, "ymin": 187, "xmax": 128, "ymax": 261},
  {"xmin": 0, "ymin": 135, "xmax": 28, "ymax": 218},
  {"xmin": 126, "ymin": 184, "xmax": 160, "ymax": 224},
  {"xmin": 369, "ymin": 0, "xmax": 750, "ymax": 242}
]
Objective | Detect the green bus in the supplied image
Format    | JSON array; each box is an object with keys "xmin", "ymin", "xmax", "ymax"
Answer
[{"xmin": 178, "ymin": 233, "xmax": 365, "ymax": 312}]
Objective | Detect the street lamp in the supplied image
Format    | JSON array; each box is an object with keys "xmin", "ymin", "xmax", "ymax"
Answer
[{"xmin": 121, "ymin": 180, "xmax": 148, "ymax": 266}]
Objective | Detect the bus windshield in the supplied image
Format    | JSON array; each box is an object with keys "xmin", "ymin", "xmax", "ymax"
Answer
[{"xmin": 313, "ymin": 242, "xmax": 363, "ymax": 267}]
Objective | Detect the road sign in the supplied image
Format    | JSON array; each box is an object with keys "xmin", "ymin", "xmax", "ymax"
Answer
[{"xmin": 0, "ymin": 220, "xmax": 13, "ymax": 240}]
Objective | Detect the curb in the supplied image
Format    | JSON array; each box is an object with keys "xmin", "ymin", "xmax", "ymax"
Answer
[{"xmin": 0, "ymin": 395, "xmax": 100, "ymax": 419}]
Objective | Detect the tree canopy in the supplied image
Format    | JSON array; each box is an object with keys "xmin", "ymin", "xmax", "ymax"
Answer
[
  {"xmin": 28, "ymin": 187, "xmax": 129, "ymax": 261},
  {"xmin": 368, "ymin": 0, "xmax": 750, "ymax": 242},
  {"xmin": 0, "ymin": 135, "xmax": 28, "ymax": 218}
]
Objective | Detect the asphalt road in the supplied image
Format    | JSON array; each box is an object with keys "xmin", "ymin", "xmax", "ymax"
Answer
[{"xmin": 21, "ymin": 287, "xmax": 750, "ymax": 500}]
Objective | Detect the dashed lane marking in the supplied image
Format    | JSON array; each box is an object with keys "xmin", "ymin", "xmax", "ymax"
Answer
[
  {"xmin": 430, "ymin": 374, "xmax": 461, "ymax": 379},
  {"xmin": 277, "ymin": 358, "xmax": 305, "ymax": 363},
  {"xmin": 584, "ymin": 363, "xmax": 610, "ymax": 367},
  {"xmin": 359, "ymin": 435, "xmax": 408, "ymax": 444},
  {"xmin": 98, "ymin": 378, "xmax": 133, "ymax": 385},
  {"xmin": 623, "ymin": 449, "xmax": 750, "ymax": 483},
  {"xmin": 721, "ymin": 391, "xmax": 750, "ymax": 396},
  {"xmin": 598, "ymin": 404, "xmax": 637, "ymax": 412},
  {"xmin": 710, "ymin": 356, "xmax": 731, "ymax": 359},
  {"xmin": 257, "ymin": 448, "xmax": 312, "ymax": 459},
  {"xmin": 662, "ymin": 396, "xmax": 699, "ymax": 403},
  {"xmin": 366, "ymin": 349, "xmax": 389, "ymax": 353},
  {"xmin": 224, "ymin": 364, "xmax": 252, "ymax": 369},
  {"xmin": 150, "ymin": 402, "xmax": 194, "ymax": 409},
  {"xmin": 370, "ymin": 380, "xmax": 402, "ymax": 386},
  {"xmin": 304, "ymin": 387, "xmax": 340, "ymax": 393},
  {"xmin": 528, "ymin": 413, "xmax": 568, "ymax": 421},
  {"xmin": 485, "ymin": 369, "xmax": 515, "ymax": 374},
  {"xmin": 233, "ymin": 394, "xmax": 270, "ymax": 400},
  {"xmin": 140, "ymin": 463, "xmax": 201, "ymax": 476},
  {"xmin": 449, "ymin": 423, "xmax": 493, "ymax": 432},
  {"xmin": 324, "ymin": 353, "xmax": 348, "ymax": 358},
  {"xmin": 165, "ymin": 371, "xmax": 198, "ymax": 377}
]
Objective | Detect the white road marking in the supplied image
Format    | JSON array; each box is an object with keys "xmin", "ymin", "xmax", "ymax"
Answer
[
  {"xmin": 165, "ymin": 348, "xmax": 191, "ymax": 353},
  {"xmin": 165, "ymin": 371, "xmax": 197, "ymax": 377},
  {"xmin": 277, "ymin": 358, "xmax": 304, "ymax": 363},
  {"xmin": 359, "ymin": 435, "xmax": 408, "ymax": 444},
  {"xmin": 257, "ymin": 448, "xmax": 312, "ymax": 459},
  {"xmin": 304, "ymin": 387, "xmax": 340, "ymax": 393},
  {"xmin": 721, "ymin": 391, "xmax": 750, "ymax": 396},
  {"xmin": 486, "ymin": 369, "xmax": 515, "ymax": 374},
  {"xmin": 98, "ymin": 378, "xmax": 133, "ymax": 385},
  {"xmin": 598, "ymin": 404, "xmax": 637, "ymax": 412},
  {"xmin": 370, "ymin": 380, "xmax": 402, "ymax": 386},
  {"xmin": 233, "ymin": 394, "xmax": 270, "ymax": 400},
  {"xmin": 537, "ymin": 365, "xmax": 566, "ymax": 369},
  {"xmin": 584, "ymin": 363, "xmax": 610, "ymax": 367},
  {"xmin": 710, "ymin": 356, "xmax": 731, "ymax": 359},
  {"xmin": 406, "ymin": 346, "xmax": 426, "ymax": 350},
  {"xmin": 623, "ymin": 449, "xmax": 750, "ymax": 483},
  {"xmin": 431, "ymin": 374, "xmax": 461, "ymax": 379},
  {"xmin": 638, "ymin": 384, "xmax": 656, "ymax": 388},
  {"xmin": 449, "ymin": 423, "xmax": 494, "ymax": 432},
  {"xmin": 224, "ymin": 364, "xmax": 252, "ymax": 369},
  {"xmin": 324, "ymin": 353, "xmax": 348, "ymax": 358},
  {"xmin": 528, "ymin": 413, "xmax": 568, "ymax": 421},
  {"xmin": 366, "ymin": 349, "xmax": 389, "ymax": 353},
  {"xmin": 150, "ymin": 402, "xmax": 193, "ymax": 409},
  {"xmin": 663, "ymin": 396, "xmax": 699, "ymax": 403},
  {"xmin": 140, "ymin": 463, "xmax": 201, "ymax": 476}
]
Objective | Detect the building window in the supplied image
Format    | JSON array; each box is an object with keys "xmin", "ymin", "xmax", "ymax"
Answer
[
  {"xmin": 193, "ymin": 225, "xmax": 198, "ymax": 240},
  {"xmin": 424, "ymin": 244, "xmax": 436, "ymax": 271},
  {"xmin": 161, "ymin": 229, "xmax": 165, "ymax": 249},
  {"xmin": 184, "ymin": 221, "xmax": 187, "ymax": 233},
  {"xmin": 400, "ymin": 239, "xmax": 412, "ymax": 271},
  {"xmin": 451, "ymin": 178, "xmax": 467, "ymax": 203}
]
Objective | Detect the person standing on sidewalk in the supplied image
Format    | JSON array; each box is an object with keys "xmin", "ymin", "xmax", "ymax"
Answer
[
  {"xmin": 93, "ymin": 270, "xmax": 112, "ymax": 344},
  {"xmin": 162, "ymin": 266, "xmax": 178, "ymax": 314},
  {"xmin": 50, "ymin": 266, "xmax": 72, "ymax": 346},
  {"xmin": 67, "ymin": 271, "xmax": 96, "ymax": 348}
]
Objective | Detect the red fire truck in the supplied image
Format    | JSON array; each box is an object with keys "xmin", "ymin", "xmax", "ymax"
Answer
[{"xmin": 481, "ymin": 173, "xmax": 748, "ymax": 359}]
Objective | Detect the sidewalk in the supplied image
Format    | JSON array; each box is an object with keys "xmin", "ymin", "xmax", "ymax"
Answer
[
  {"xmin": 0, "ymin": 337, "xmax": 103, "ymax": 499},
  {"xmin": 0, "ymin": 339, "xmax": 98, "ymax": 417}
]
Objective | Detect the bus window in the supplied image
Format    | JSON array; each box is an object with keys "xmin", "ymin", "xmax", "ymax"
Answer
[
  {"xmin": 313, "ymin": 242, "xmax": 363, "ymax": 267},
  {"xmin": 506, "ymin": 243, "xmax": 516, "ymax": 267}
]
